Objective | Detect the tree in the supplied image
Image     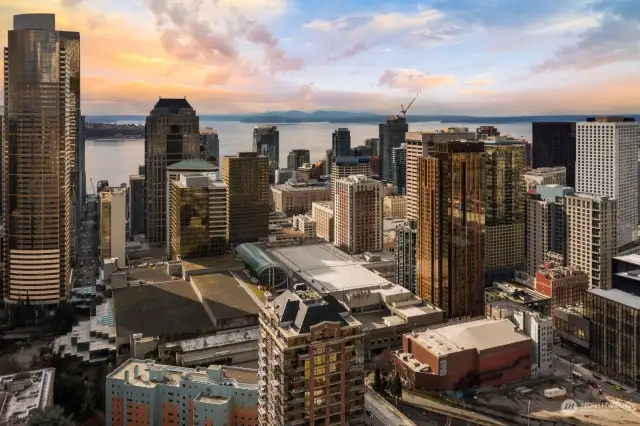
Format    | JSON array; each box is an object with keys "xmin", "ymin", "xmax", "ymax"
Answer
[
  {"xmin": 0, "ymin": 357, "xmax": 22, "ymax": 375},
  {"xmin": 28, "ymin": 406, "xmax": 74, "ymax": 426},
  {"xmin": 373, "ymin": 367, "xmax": 382, "ymax": 392},
  {"xmin": 392, "ymin": 373, "xmax": 403, "ymax": 397},
  {"xmin": 79, "ymin": 382, "xmax": 97, "ymax": 420}
]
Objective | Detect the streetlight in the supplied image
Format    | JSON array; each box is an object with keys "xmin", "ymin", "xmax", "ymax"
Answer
[{"xmin": 527, "ymin": 400, "xmax": 531, "ymax": 426}]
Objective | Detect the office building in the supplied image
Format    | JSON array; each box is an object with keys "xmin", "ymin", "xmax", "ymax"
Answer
[
  {"xmin": 106, "ymin": 359, "xmax": 258, "ymax": 426},
  {"xmin": 476, "ymin": 126, "xmax": 500, "ymax": 139},
  {"xmin": 383, "ymin": 195, "xmax": 406, "ymax": 218},
  {"xmin": 405, "ymin": 128, "xmax": 475, "ymax": 220},
  {"xmin": 484, "ymin": 139, "xmax": 526, "ymax": 282},
  {"xmin": 292, "ymin": 214, "xmax": 317, "ymax": 239},
  {"xmin": 312, "ymin": 201, "xmax": 334, "ymax": 242},
  {"xmin": 332, "ymin": 128, "xmax": 351, "ymax": 157},
  {"xmin": 2, "ymin": 14, "xmax": 79, "ymax": 303},
  {"xmin": 99, "ymin": 188, "xmax": 127, "ymax": 266},
  {"xmin": 199, "ymin": 127, "xmax": 219, "ymax": 167},
  {"xmin": 253, "ymin": 125, "xmax": 279, "ymax": 183},
  {"xmin": 286, "ymin": 148, "xmax": 310, "ymax": 170},
  {"xmin": 325, "ymin": 149, "xmax": 333, "ymax": 176},
  {"xmin": 76, "ymin": 115, "xmax": 86, "ymax": 230},
  {"xmin": 567, "ymin": 193, "xmax": 617, "ymax": 289},
  {"xmin": 274, "ymin": 168, "xmax": 294, "ymax": 184},
  {"xmin": 0, "ymin": 368, "xmax": 55, "ymax": 425},
  {"xmin": 523, "ymin": 167, "xmax": 566, "ymax": 190},
  {"xmin": 334, "ymin": 175, "xmax": 384, "ymax": 254},
  {"xmin": 532, "ymin": 122, "xmax": 577, "ymax": 187},
  {"xmin": 395, "ymin": 220, "xmax": 417, "ymax": 293},
  {"xmin": 392, "ymin": 143, "xmax": 407, "ymax": 194},
  {"xmin": 526, "ymin": 184, "xmax": 574, "ymax": 275},
  {"xmin": 297, "ymin": 162, "xmax": 324, "ymax": 182},
  {"xmin": 128, "ymin": 175, "xmax": 145, "ymax": 237},
  {"xmin": 331, "ymin": 156, "xmax": 371, "ymax": 202},
  {"xmin": 270, "ymin": 181, "xmax": 331, "ymax": 216},
  {"xmin": 138, "ymin": 164, "xmax": 145, "ymax": 176},
  {"xmin": 169, "ymin": 173, "xmax": 226, "ymax": 259},
  {"xmin": 365, "ymin": 138, "xmax": 380, "ymax": 156},
  {"xmin": 352, "ymin": 145, "xmax": 372, "ymax": 157},
  {"xmin": 577, "ymin": 117, "xmax": 639, "ymax": 248},
  {"xmin": 222, "ymin": 152, "xmax": 269, "ymax": 245},
  {"xmin": 535, "ymin": 263, "xmax": 588, "ymax": 320},
  {"xmin": 379, "ymin": 115, "xmax": 409, "ymax": 181},
  {"xmin": 144, "ymin": 98, "xmax": 199, "ymax": 246},
  {"xmin": 417, "ymin": 140, "xmax": 485, "ymax": 319},
  {"xmin": 258, "ymin": 289, "xmax": 366, "ymax": 426}
]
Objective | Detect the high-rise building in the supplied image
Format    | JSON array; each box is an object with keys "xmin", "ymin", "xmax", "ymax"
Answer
[
  {"xmin": 144, "ymin": 98, "xmax": 199, "ymax": 246},
  {"xmin": 222, "ymin": 152, "xmax": 269, "ymax": 245},
  {"xmin": 567, "ymin": 193, "xmax": 617, "ymax": 289},
  {"xmin": 258, "ymin": 289, "xmax": 366, "ymax": 426},
  {"xmin": 331, "ymin": 156, "xmax": 371, "ymax": 202},
  {"xmin": 325, "ymin": 149, "xmax": 333, "ymax": 176},
  {"xmin": 286, "ymin": 149, "xmax": 310, "ymax": 170},
  {"xmin": 2, "ymin": 14, "xmax": 80, "ymax": 304},
  {"xmin": 99, "ymin": 188, "xmax": 127, "ymax": 266},
  {"xmin": 484, "ymin": 140, "xmax": 526, "ymax": 282},
  {"xmin": 532, "ymin": 122, "xmax": 577, "ymax": 187},
  {"xmin": 392, "ymin": 143, "xmax": 407, "ymax": 194},
  {"xmin": 199, "ymin": 127, "xmax": 219, "ymax": 167},
  {"xmin": 577, "ymin": 117, "xmax": 639, "ymax": 248},
  {"xmin": 253, "ymin": 125, "xmax": 279, "ymax": 183},
  {"xmin": 365, "ymin": 138, "xmax": 380, "ymax": 156},
  {"xmin": 332, "ymin": 127, "xmax": 351, "ymax": 157},
  {"xmin": 379, "ymin": 115, "xmax": 409, "ymax": 181},
  {"xmin": 334, "ymin": 175, "xmax": 383, "ymax": 254},
  {"xmin": 405, "ymin": 128, "xmax": 475, "ymax": 220},
  {"xmin": 74, "ymin": 115, "xmax": 86, "ymax": 262},
  {"xmin": 352, "ymin": 145, "xmax": 371, "ymax": 157},
  {"xmin": 525, "ymin": 185, "xmax": 574, "ymax": 276},
  {"xmin": 417, "ymin": 140, "xmax": 485, "ymax": 319},
  {"xmin": 523, "ymin": 167, "xmax": 566, "ymax": 190},
  {"xmin": 395, "ymin": 220, "xmax": 417, "ymax": 293},
  {"xmin": 128, "ymin": 175, "xmax": 145, "ymax": 237}
]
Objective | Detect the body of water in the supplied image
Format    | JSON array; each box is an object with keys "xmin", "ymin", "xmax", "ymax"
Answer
[{"xmin": 85, "ymin": 121, "xmax": 533, "ymax": 188}]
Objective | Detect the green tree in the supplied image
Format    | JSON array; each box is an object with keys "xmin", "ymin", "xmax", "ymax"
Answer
[
  {"xmin": 392, "ymin": 373, "xmax": 403, "ymax": 397},
  {"xmin": 28, "ymin": 405, "xmax": 74, "ymax": 426},
  {"xmin": 373, "ymin": 367, "xmax": 382, "ymax": 392}
]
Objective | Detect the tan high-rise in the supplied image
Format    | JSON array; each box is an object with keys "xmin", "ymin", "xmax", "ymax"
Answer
[{"xmin": 2, "ymin": 14, "xmax": 79, "ymax": 304}]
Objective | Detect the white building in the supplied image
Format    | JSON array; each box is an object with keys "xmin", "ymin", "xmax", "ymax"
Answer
[
  {"xmin": 523, "ymin": 167, "xmax": 567, "ymax": 190},
  {"xmin": 576, "ymin": 118, "xmax": 639, "ymax": 247}
]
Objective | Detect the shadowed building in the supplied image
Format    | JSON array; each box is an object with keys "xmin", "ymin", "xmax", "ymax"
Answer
[
  {"xmin": 286, "ymin": 148, "xmax": 310, "ymax": 170},
  {"xmin": 379, "ymin": 115, "xmax": 408, "ymax": 181},
  {"xmin": 532, "ymin": 122, "xmax": 576, "ymax": 187},
  {"xmin": 253, "ymin": 125, "xmax": 279, "ymax": 183},
  {"xmin": 332, "ymin": 127, "xmax": 352, "ymax": 157},
  {"xmin": 144, "ymin": 98, "xmax": 199, "ymax": 246}
]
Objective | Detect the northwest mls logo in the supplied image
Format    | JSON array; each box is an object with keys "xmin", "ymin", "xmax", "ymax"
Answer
[{"xmin": 561, "ymin": 399, "xmax": 579, "ymax": 416}]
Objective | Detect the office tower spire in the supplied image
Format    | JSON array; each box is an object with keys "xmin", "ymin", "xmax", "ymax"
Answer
[{"xmin": 2, "ymin": 14, "xmax": 80, "ymax": 304}]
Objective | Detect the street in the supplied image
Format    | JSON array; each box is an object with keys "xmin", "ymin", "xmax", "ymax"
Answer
[
  {"xmin": 365, "ymin": 391, "xmax": 416, "ymax": 426},
  {"xmin": 74, "ymin": 197, "xmax": 100, "ymax": 288}
]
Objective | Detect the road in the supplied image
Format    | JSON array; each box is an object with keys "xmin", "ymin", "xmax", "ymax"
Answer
[
  {"xmin": 73, "ymin": 197, "xmax": 100, "ymax": 288},
  {"xmin": 365, "ymin": 391, "xmax": 416, "ymax": 426}
]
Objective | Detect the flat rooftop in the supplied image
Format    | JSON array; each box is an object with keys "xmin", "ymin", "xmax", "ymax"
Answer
[
  {"xmin": 588, "ymin": 288, "xmax": 640, "ymax": 309},
  {"xmin": 268, "ymin": 244, "xmax": 392, "ymax": 293},
  {"xmin": 164, "ymin": 327, "xmax": 260, "ymax": 353},
  {"xmin": 192, "ymin": 272, "xmax": 260, "ymax": 320},
  {"xmin": 0, "ymin": 369, "xmax": 54, "ymax": 424},
  {"xmin": 614, "ymin": 253, "xmax": 640, "ymax": 267},
  {"xmin": 180, "ymin": 255, "xmax": 243, "ymax": 272}
]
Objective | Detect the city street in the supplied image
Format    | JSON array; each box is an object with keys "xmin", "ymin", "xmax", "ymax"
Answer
[
  {"xmin": 365, "ymin": 391, "xmax": 416, "ymax": 426},
  {"xmin": 74, "ymin": 197, "xmax": 100, "ymax": 288}
]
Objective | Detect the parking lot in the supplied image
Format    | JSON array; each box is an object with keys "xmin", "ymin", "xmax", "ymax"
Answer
[{"xmin": 74, "ymin": 197, "xmax": 100, "ymax": 288}]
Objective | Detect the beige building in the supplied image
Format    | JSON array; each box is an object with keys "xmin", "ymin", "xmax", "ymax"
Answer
[
  {"xmin": 523, "ymin": 167, "xmax": 567, "ymax": 190},
  {"xmin": 383, "ymin": 195, "xmax": 406, "ymax": 218},
  {"xmin": 271, "ymin": 181, "xmax": 331, "ymax": 216},
  {"xmin": 405, "ymin": 128, "xmax": 475, "ymax": 220},
  {"xmin": 292, "ymin": 214, "xmax": 317, "ymax": 238},
  {"xmin": 567, "ymin": 194, "xmax": 617, "ymax": 289},
  {"xmin": 258, "ymin": 289, "xmax": 366, "ymax": 426},
  {"xmin": 312, "ymin": 201, "xmax": 334, "ymax": 242},
  {"xmin": 331, "ymin": 156, "xmax": 372, "ymax": 202},
  {"xmin": 99, "ymin": 188, "xmax": 127, "ymax": 266},
  {"xmin": 335, "ymin": 175, "xmax": 384, "ymax": 254}
]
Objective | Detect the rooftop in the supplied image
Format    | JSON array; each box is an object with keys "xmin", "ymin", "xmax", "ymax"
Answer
[
  {"xmin": 588, "ymin": 288, "xmax": 640, "ymax": 310},
  {"xmin": 167, "ymin": 159, "xmax": 217, "ymax": 171},
  {"xmin": 272, "ymin": 181, "xmax": 330, "ymax": 192},
  {"xmin": 614, "ymin": 253, "xmax": 640, "ymax": 267},
  {"xmin": 153, "ymin": 97, "xmax": 193, "ymax": 112},
  {"xmin": 524, "ymin": 167, "xmax": 566, "ymax": 176},
  {"xmin": 338, "ymin": 174, "xmax": 379, "ymax": 184},
  {"xmin": 180, "ymin": 255, "xmax": 243, "ymax": 272},
  {"xmin": 192, "ymin": 273, "xmax": 261, "ymax": 320},
  {"xmin": 164, "ymin": 327, "xmax": 259, "ymax": 353},
  {"xmin": 0, "ymin": 369, "xmax": 54, "ymax": 424}
]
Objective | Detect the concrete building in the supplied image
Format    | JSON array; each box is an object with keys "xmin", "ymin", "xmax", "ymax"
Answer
[
  {"xmin": 199, "ymin": 127, "xmax": 219, "ymax": 167},
  {"xmin": 577, "ymin": 117, "xmax": 639, "ymax": 248},
  {"xmin": 331, "ymin": 156, "xmax": 372, "ymax": 202},
  {"xmin": 535, "ymin": 263, "xmax": 588, "ymax": 320},
  {"xmin": 392, "ymin": 143, "xmax": 406, "ymax": 194},
  {"xmin": 383, "ymin": 195, "xmax": 406, "ymax": 218},
  {"xmin": 379, "ymin": 115, "xmax": 408, "ymax": 181},
  {"xmin": 2, "ymin": 14, "xmax": 80, "ymax": 304},
  {"xmin": 222, "ymin": 152, "xmax": 270, "ymax": 245},
  {"xmin": 332, "ymin": 127, "xmax": 351, "ymax": 157},
  {"xmin": 532, "ymin": 122, "xmax": 577, "ymax": 187},
  {"xmin": 286, "ymin": 149, "xmax": 310, "ymax": 171},
  {"xmin": 404, "ymin": 128, "xmax": 475, "ymax": 220},
  {"xmin": 312, "ymin": 201, "xmax": 334, "ymax": 241},
  {"xmin": 292, "ymin": 214, "xmax": 317, "ymax": 238},
  {"xmin": 417, "ymin": 141, "xmax": 485, "ymax": 319},
  {"xmin": 253, "ymin": 125, "xmax": 279, "ymax": 183},
  {"xmin": 106, "ymin": 359, "xmax": 258, "ymax": 426},
  {"xmin": 129, "ymin": 175, "xmax": 145, "ymax": 237},
  {"xmin": 144, "ymin": 98, "xmax": 199, "ymax": 246},
  {"xmin": 258, "ymin": 289, "xmax": 366, "ymax": 426},
  {"xmin": 523, "ymin": 167, "xmax": 567, "ymax": 190},
  {"xmin": 567, "ymin": 193, "xmax": 617, "ymax": 289},
  {"xmin": 100, "ymin": 188, "xmax": 127, "ymax": 266},
  {"xmin": 334, "ymin": 175, "xmax": 384, "ymax": 254},
  {"xmin": 274, "ymin": 168, "xmax": 294, "ymax": 184},
  {"xmin": 395, "ymin": 318, "xmax": 532, "ymax": 391},
  {"xmin": 296, "ymin": 162, "xmax": 324, "ymax": 182},
  {"xmin": 0, "ymin": 368, "xmax": 55, "ymax": 425},
  {"xmin": 395, "ymin": 220, "xmax": 417, "ymax": 293},
  {"xmin": 270, "ymin": 181, "xmax": 331, "ymax": 216}
]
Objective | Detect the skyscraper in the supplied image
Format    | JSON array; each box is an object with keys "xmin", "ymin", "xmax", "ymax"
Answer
[
  {"xmin": 417, "ymin": 141, "xmax": 485, "ymax": 319},
  {"xmin": 253, "ymin": 125, "xmax": 279, "ymax": 183},
  {"xmin": 2, "ymin": 14, "xmax": 80, "ymax": 304},
  {"xmin": 392, "ymin": 143, "xmax": 407, "ymax": 194},
  {"xmin": 331, "ymin": 156, "xmax": 371, "ymax": 202},
  {"xmin": 286, "ymin": 148, "xmax": 310, "ymax": 170},
  {"xmin": 379, "ymin": 115, "xmax": 408, "ymax": 181},
  {"xmin": 395, "ymin": 220, "xmax": 417, "ymax": 293},
  {"xmin": 128, "ymin": 175, "xmax": 145, "ymax": 237},
  {"xmin": 332, "ymin": 127, "xmax": 351, "ymax": 157},
  {"xmin": 144, "ymin": 98, "xmax": 199, "ymax": 246},
  {"xmin": 532, "ymin": 122, "xmax": 577, "ymax": 187},
  {"xmin": 199, "ymin": 127, "xmax": 219, "ymax": 167}
]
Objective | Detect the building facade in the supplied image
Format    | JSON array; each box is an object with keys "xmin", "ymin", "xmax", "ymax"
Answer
[
  {"xmin": 253, "ymin": 125, "xmax": 279, "ymax": 183},
  {"xmin": 523, "ymin": 167, "xmax": 567, "ymax": 190},
  {"xmin": 383, "ymin": 195, "xmax": 406, "ymax": 218},
  {"xmin": 312, "ymin": 201, "xmax": 334, "ymax": 242},
  {"xmin": 532, "ymin": 122, "xmax": 577, "ymax": 187},
  {"xmin": 2, "ymin": 14, "xmax": 80, "ymax": 303},
  {"xmin": 199, "ymin": 127, "xmax": 219, "ymax": 168},
  {"xmin": 331, "ymin": 156, "xmax": 371, "ymax": 202},
  {"xmin": 395, "ymin": 220, "xmax": 417, "ymax": 293},
  {"xmin": 270, "ymin": 182, "xmax": 331, "ymax": 216},
  {"xmin": 417, "ymin": 141, "xmax": 485, "ymax": 319},
  {"xmin": 128, "ymin": 175, "xmax": 145, "ymax": 237},
  {"xmin": 392, "ymin": 143, "xmax": 406, "ymax": 194},
  {"xmin": 379, "ymin": 115, "xmax": 409, "ymax": 181},
  {"xmin": 286, "ymin": 149, "xmax": 310, "ymax": 171},
  {"xmin": 332, "ymin": 128, "xmax": 351, "ymax": 157},
  {"xmin": 535, "ymin": 263, "xmax": 588, "ymax": 320},
  {"xmin": 99, "ymin": 188, "xmax": 127, "ymax": 266}
]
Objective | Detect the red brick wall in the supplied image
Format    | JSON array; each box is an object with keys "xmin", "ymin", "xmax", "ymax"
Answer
[{"xmin": 535, "ymin": 272, "xmax": 552, "ymax": 297}]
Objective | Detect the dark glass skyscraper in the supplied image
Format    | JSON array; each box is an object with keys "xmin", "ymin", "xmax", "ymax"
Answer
[
  {"xmin": 332, "ymin": 128, "xmax": 351, "ymax": 157},
  {"xmin": 287, "ymin": 149, "xmax": 310, "ymax": 170},
  {"xmin": 532, "ymin": 122, "xmax": 577, "ymax": 187},
  {"xmin": 392, "ymin": 143, "xmax": 406, "ymax": 194},
  {"xmin": 253, "ymin": 125, "xmax": 279, "ymax": 183},
  {"xmin": 379, "ymin": 115, "xmax": 408, "ymax": 181}
]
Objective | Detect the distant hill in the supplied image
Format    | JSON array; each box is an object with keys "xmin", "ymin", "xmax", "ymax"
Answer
[{"xmin": 86, "ymin": 111, "xmax": 640, "ymax": 125}]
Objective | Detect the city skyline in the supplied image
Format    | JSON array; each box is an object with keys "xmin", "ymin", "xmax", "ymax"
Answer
[{"xmin": 0, "ymin": 0, "xmax": 638, "ymax": 115}]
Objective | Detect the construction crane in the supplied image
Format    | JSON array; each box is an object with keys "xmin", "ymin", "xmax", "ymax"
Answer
[
  {"xmin": 400, "ymin": 92, "xmax": 420, "ymax": 117},
  {"xmin": 89, "ymin": 178, "xmax": 96, "ymax": 196}
]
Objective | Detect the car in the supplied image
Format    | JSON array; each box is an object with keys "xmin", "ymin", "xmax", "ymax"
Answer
[
  {"xmin": 612, "ymin": 385, "xmax": 623, "ymax": 391},
  {"xmin": 365, "ymin": 409, "xmax": 372, "ymax": 418}
]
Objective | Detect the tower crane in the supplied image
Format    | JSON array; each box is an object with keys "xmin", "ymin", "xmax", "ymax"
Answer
[{"xmin": 400, "ymin": 92, "xmax": 420, "ymax": 117}]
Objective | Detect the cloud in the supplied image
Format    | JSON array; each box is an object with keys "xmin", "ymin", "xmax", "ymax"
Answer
[
  {"xmin": 61, "ymin": 0, "xmax": 83, "ymax": 6},
  {"xmin": 328, "ymin": 42, "xmax": 368, "ymax": 62},
  {"xmin": 466, "ymin": 78, "xmax": 493, "ymax": 86},
  {"xmin": 379, "ymin": 69, "xmax": 456, "ymax": 92}
]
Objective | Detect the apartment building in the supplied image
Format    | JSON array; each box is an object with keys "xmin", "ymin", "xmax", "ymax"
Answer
[
  {"xmin": 383, "ymin": 195, "xmax": 406, "ymax": 218},
  {"xmin": 334, "ymin": 175, "xmax": 384, "ymax": 254},
  {"xmin": 535, "ymin": 263, "xmax": 588, "ymax": 319},
  {"xmin": 567, "ymin": 194, "xmax": 617, "ymax": 289},
  {"xmin": 312, "ymin": 201, "xmax": 334, "ymax": 242},
  {"xmin": 331, "ymin": 156, "xmax": 372, "ymax": 202},
  {"xmin": 106, "ymin": 359, "xmax": 258, "ymax": 426},
  {"xmin": 270, "ymin": 181, "xmax": 331, "ymax": 216},
  {"xmin": 258, "ymin": 289, "xmax": 366, "ymax": 426},
  {"xmin": 523, "ymin": 167, "xmax": 567, "ymax": 190},
  {"xmin": 100, "ymin": 188, "xmax": 127, "ymax": 266}
]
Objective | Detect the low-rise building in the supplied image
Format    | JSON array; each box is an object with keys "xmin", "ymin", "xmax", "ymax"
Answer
[
  {"xmin": 0, "ymin": 369, "xmax": 54, "ymax": 426},
  {"xmin": 383, "ymin": 195, "xmax": 406, "ymax": 218},
  {"xmin": 485, "ymin": 281, "xmax": 552, "ymax": 316},
  {"xmin": 270, "ymin": 180, "xmax": 331, "ymax": 216},
  {"xmin": 106, "ymin": 360, "xmax": 258, "ymax": 426},
  {"xmin": 535, "ymin": 263, "xmax": 588, "ymax": 318},
  {"xmin": 311, "ymin": 201, "xmax": 334, "ymax": 241},
  {"xmin": 523, "ymin": 167, "xmax": 567, "ymax": 190},
  {"xmin": 292, "ymin": 214, "xmax": 317, "ymax": 238}
]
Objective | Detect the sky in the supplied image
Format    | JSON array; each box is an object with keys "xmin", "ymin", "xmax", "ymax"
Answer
[{"xmin": 1, "ymin": 0, "xmax": 639, "ymax": 115}]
